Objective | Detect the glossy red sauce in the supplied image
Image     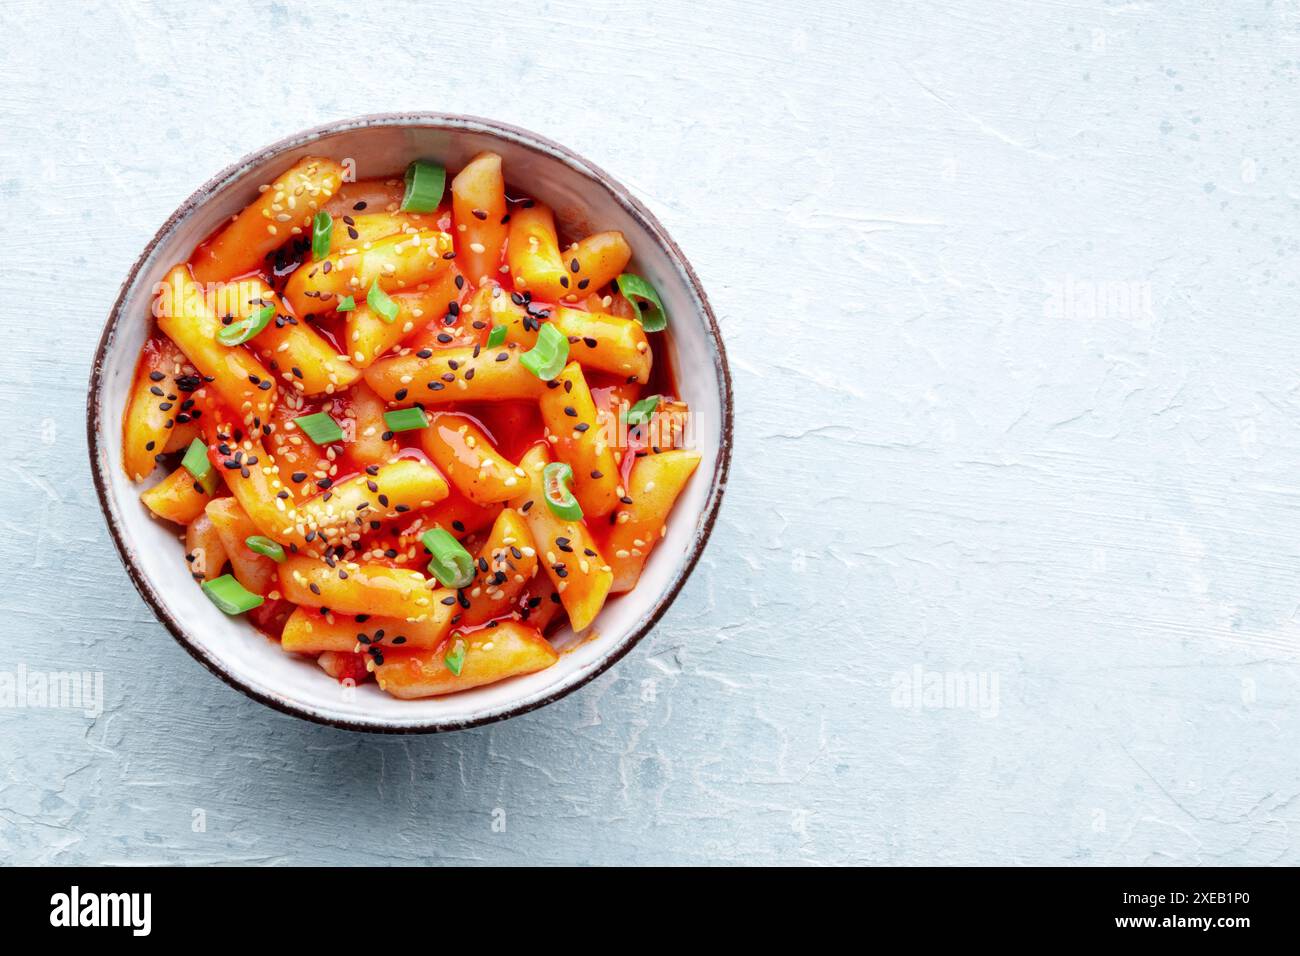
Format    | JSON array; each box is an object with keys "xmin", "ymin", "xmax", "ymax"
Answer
[{"xmin": 161, "ymin": 175, "xmax": 681, "ymax": 664}]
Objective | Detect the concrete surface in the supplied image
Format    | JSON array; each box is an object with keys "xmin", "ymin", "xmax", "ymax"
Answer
[{"xmin": 1, "ymin": 0, "xmax": 1297, "ymax": 865}]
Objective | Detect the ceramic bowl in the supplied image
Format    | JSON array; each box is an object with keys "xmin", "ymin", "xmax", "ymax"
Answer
[{"xmin": 87, "ymin": 114, "xmax": 732, "ymax": 732}]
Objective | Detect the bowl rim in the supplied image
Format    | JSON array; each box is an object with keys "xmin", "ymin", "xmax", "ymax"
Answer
[{"xmin": 85, "ymin": 112, "xmax": 733, "ymax": 734}]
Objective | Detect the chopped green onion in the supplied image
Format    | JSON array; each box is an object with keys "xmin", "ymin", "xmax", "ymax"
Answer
[
  {"xmin": 401, "ymin": 159, "xmax": 446, "ymax": 213},
  {"xmin": 444, "ymin": 635, "xmax": 467, "ymax": 677},
  {"xmin": 519, "ymin": 323, "xmax": 568, "ymax": 381},
  {"xmin": 384, "ymin": 407, "xmax": 428, "ymax": 433},
  {"xmin": 293, "ymin": 412, "xmax": 344, "ymax": 446},
  {"xmin": 216, "ymin": 304, "xmax": 275, "ymax": 346},
  {"xmin": 542, "ymin": 461, "xmax": 583, "ymax": 520},
  {"xmin": 245, "ymin": 535, "xmax": 286, "ymax": 563},
  {"xmin": 367, "ymin": 280, "xmax": 400, "ymax": 324},
  {"xmin": 311, "ymin": 211, "xmax": 333, "ymax": 261},
  {"xmin": 202, "ymin": 574, "xmax": 264, "ymax": 615},
  {"xmin": 421, "ymin": 528, "xmax": 475, "ymax": 588},
  {"xmin": 487, "ymin": 324, "xmax": 507, "ymax": 347},
  {"xmin": 615, "ymin": 273, "xmax": 668, "ymax": 332},
  {"xmin": 625, "ymin": 394, "xmax": 661, "ymax": 427},
  {"xmin": 336, "ymin": 295, "xmax": 356, "ymax": 312},
  {"xmin": 181, "ymin": 437, "xmax": 218, "ymax": 493}
]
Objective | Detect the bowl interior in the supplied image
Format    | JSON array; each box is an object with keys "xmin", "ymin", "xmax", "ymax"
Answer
[{"xmin": 90, "ymin": 117, "xmax": 727, "ymax": 731}]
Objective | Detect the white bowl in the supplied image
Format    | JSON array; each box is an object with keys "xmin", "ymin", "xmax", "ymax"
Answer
[{"xmin": 87, "ymin": 114, "xmax": 732, "ymax": 733}]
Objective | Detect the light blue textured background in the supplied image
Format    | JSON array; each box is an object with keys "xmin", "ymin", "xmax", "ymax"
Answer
[{"xmin": 2, "ymin": 0, "xmax": 1297, "ymax": 865}]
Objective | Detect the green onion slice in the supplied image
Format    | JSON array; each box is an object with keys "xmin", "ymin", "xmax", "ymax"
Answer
[
  {"xmin": 367, "ymin": 280, "xmax": 400, "ymax": 324},
  {"xmin": 384, "ymin": 407, "xmax": 428, "ymax": 433},
  {"xmin": 401, "ymin": 159, "xmax": 446, "ymax": 213},
  {"xmin": 519, "ymin": 322, "xmax": 568, "ymax": 381},
  {"xmin": 625, "ymin": 394, "xmax": 661, "ymax": 427},
  {"xmin": 444, "ymin": 634, "xmax": 467, "ymax": 677},
  {"xmin": 293, "ymin": 412, "xmax": 344, "ymax": 446},
  {"xmin": 311, "ymin": 211, "xmax": 333, "ymax": 261},
  {"xmin": 245, "ymin": 535, "xmax": 286, "ymax": 563},
  {"xmin": 487, "ymin": 324, "xmax": 507, "ymax": 347},
  {"xmin": 421, "ymin": 528, "xmax": 475, "ymax": 589},
  {"xmin": 542, "ymin": 461, "xmax": 583, "ymax": 520},
  {"xmin": 181, "ymin": 437, "xmax": 218, "ymax": 493},
  {"xmin": 336, "ymin": 295, "xmax": 356, "ymax": 312},
  {"xmin": 216, "ymin": 304, "xmax": 275, "ymax": 346},
  {"xmin": 615, "ymin": 274, "xmax": 668, "ymax": 332},
  {"xmin": 202, "ymin": 574, "xmax": 264, "ymax": 615}
]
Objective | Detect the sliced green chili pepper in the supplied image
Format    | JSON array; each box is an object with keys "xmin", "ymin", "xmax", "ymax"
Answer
[{"xmin": 487, "ymin": 324, "xmax": 507, "ymax": 347}]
